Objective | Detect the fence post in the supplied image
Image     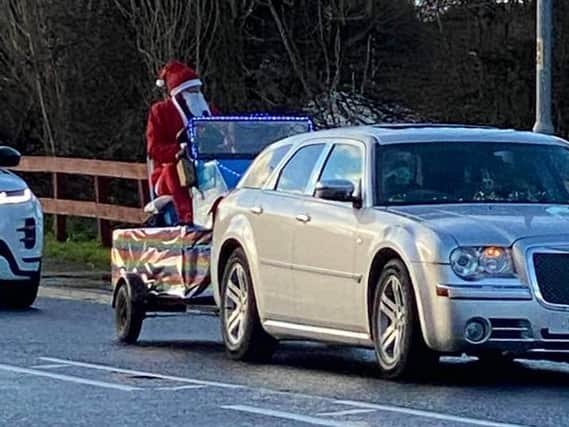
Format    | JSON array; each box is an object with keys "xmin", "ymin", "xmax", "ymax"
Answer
[
  {"xmin": 52, "ymin": 172, "xmax": 67, "ymax": 242},
  {"xmin": 138, "ymin": 179, "xmax": 150, "ymax": 209},
  {"xmin": 95, "ymin": 176, "xmax": 112, "ymax": 247}
]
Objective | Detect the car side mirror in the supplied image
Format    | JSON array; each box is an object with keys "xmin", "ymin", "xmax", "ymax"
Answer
[
  {"xmin": 315, "ymin": 179, "xmax": 362, "ymax": 208},
  {"xmin": 0, "ymin": 146, "xmax": 21, "ymax": 167}
]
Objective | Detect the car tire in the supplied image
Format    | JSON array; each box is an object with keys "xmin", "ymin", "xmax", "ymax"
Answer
[
  {"xmin": 115, "ymin": 283, "xmax": 145, "ymax": 344},
  {"xmin": 5, "ymin": 279, "xmax": 39, "ymax": 309},
  {"xmin": 372, "ymin": 259, "xmax": 439, "ymax": 380},
  {"xmin": 220, "ymin": 247, "xmax": 275, "ymax": 362}
]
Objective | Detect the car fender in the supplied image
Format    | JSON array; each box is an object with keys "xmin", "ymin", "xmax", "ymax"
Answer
[
  {"xmin": 213, "ymin": 212, "xmax": 267, "ymax": 316},
  {"xmin": 364, "ymin": 224, "xmax": 455, "ymax": 348}
]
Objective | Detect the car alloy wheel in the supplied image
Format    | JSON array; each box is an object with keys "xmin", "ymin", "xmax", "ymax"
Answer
[
  {"xmin": 223, "ymin": 263, "xmax": 249, "ymax": 348},
  {"xmin": 372, "ymin": 259, "xmax": 438, "ymax": 379},
  {"xmin": 377, "ymin": 275, "xmax": 407, "ymax": 368},
  {"xmin": 220, "ymin": 248, "xmax": 276, "ymax": 361}
]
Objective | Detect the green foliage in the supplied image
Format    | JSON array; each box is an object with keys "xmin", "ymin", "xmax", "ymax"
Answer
[
  {"xmin": 44, "ymin": 233, "xmax": 110, "ymax": 271},
  {"xmin": 43, "ymin": 215, "xmax": 109, "ymax": 270},
  {"xmin": 43, "ymin": 215, "xmax": 99, "ymax": 241}
]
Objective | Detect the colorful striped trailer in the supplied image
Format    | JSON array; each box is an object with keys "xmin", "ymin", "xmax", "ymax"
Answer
[{"xmin": 111, "ymin": 115, "xmax": 313, "ymax": 343}]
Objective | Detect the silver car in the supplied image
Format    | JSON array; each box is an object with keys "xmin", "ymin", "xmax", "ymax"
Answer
[{"xmin": 211, "ymin": 124, "xmax": 569, "ymax": 379}]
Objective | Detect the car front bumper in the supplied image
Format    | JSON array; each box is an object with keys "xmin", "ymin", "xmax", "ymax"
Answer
[
  {"xmin": 412, "ymin": 263, "xmax": 569, "ymax": 358},
  {"xmin": 0, "ymin": 199, "xmax": 43, "ymax": 282}
]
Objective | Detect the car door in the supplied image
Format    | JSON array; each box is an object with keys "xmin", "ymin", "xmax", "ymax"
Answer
[
  {"xmin": 252, "ymin": 143, "xmax": 328, "ymax": 322},
  {"xmin": 292, "ymin": 140, "xmax": 366, "ymax": 332}
]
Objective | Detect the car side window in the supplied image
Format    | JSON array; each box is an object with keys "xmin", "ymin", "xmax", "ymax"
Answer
[
  {"xmin": 240, "ymin": 144, "xmax": 292, "ymax": 189},
  {"xmin": 276, "ymin": 144, "xmax": 325, "ymax": 194},
  {"xmin": 318, "ymin": 144, "xmax": 363, "ymax": 188}
]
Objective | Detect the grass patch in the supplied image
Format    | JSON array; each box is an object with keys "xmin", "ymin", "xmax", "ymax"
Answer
[{"xmin": 44, "ymin": 233, "xmax": 110, "ymax": 271}]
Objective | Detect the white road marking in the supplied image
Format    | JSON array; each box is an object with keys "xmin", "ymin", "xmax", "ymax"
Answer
[
  {"xmin": 318, "ymin": 409, "xmax": 377, "ymax": 417},
  {"xmin": 36, "ymin": 356, "xmax": 531, "ymax": 427},
  {"xmin": 336, "ymin": 400, "xmax": 527, "ymax": 427},
  {"xmin": 222, "ymin": 405, "xmax": 360, "ymax": 427},
  {"xmin": 154, "ymin": 385, "xmax": 207, "ymax": 391},
  {"xmin": 30, "ymin": 364, "xmax": 71, "ymax": 370},
  {"xmin": 0, "ymin": 363, "xmax": 140, "ymax": 392},
  {"xmin": 40, "ymin": 357, "xmax": 241, "ymax": 389}
]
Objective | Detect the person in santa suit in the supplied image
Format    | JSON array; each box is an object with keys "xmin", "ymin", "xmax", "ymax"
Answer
[{"xmin": 146, "ymin": 61, "xmax": 219, "ymax": 225}]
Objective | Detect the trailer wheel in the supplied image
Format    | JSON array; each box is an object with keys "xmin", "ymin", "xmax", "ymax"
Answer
[
  {"xmin": 220, "ymin": 248, "xmax": 275, "ymax": 362},
  {"xmin": 115, "ymin": 282, "xmax": 145, "ymax": 344}
]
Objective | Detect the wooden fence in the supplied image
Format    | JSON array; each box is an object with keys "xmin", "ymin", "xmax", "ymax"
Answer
[{"xmin": 11, "ymin": 156, "xmax": 150, "ymax": 247}]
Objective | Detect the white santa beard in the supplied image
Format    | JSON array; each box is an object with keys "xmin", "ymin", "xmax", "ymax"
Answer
[{"xmin": 182, "ymin": 91, "xmax": 211, "ymax": 117}]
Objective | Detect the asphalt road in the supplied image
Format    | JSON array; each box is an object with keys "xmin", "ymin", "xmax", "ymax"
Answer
[{"xmin": 1, "ymin": 288, "xmax": 569, "ymax": 427}]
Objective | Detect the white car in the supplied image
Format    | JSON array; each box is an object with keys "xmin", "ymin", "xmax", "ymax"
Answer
[
  {"xmin": 0, "ymin": 146, "xmax": 43, "ymax": 308},
  {"xmin": 211, "ymin": 124, "xmax": 569, "ymax": 379}
]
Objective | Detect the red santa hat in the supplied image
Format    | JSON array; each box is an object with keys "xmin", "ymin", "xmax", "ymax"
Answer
[{"xmin": 156, "ymin": 61, "xmax": 202, "ymax": 96}]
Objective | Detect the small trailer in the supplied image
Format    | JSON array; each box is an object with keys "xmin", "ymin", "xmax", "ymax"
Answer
[{"xmin": 111, "ymin": 115, "xmax": 313, "ymax": 343}]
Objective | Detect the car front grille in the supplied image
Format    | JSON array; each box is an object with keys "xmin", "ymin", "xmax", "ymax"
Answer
[
  {"xmin": 532, "ymin": 253, "xmax": 569, "ymax": 306},
  {"xmin": 489, "ymin": 318, "xmax": 533, "ymax": 340}
]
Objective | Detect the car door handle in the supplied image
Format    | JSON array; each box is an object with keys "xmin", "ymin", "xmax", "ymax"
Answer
[
  {"xmin": 250, "ymin": 206, "xmax": 264, "ymax": 215},
  {"xmin": 295, "ymin": 214, "xmax": 311, "ymax": 223}
]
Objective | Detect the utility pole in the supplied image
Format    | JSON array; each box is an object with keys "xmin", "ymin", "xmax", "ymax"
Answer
[{"xmin": 533, "ymin": 0, "xmax": 554, "ymax": 135}]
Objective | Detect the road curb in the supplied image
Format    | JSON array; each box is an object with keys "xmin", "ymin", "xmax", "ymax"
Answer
[
  {"xmin": 41, "ymin": 272, "xmax": 112, "ymax": 293},
  {"xmin": 39, "ymin": 286, "xmax": 112, "ymax": 304},
  {"xmin": 42, "ymin": 271, "xmax": 111, "ymax": 280}
]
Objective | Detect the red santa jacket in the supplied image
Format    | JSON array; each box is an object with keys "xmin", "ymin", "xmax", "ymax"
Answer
[{"xmin": 146, "ymin": 97, "xmax": 219, "ymax": 186}]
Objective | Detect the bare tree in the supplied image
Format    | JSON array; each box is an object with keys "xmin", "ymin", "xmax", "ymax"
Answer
[{"xmin": 0, "ymin": 0, "xmax": 59, "ymax": 154}]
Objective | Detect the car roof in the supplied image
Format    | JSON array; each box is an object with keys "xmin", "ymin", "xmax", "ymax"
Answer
[{"xmin": 279, "ymin": 123, "xmax": 569, "ymax": 147}]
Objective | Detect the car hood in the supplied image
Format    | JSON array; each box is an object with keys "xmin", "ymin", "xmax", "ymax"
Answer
[
  {"xmin": 387, "ymin": 204, "xmax": 569, "ymax": 247},
  {"xmin": 0, "ymin": 169, "xmax": 27, "ymax": 192}
]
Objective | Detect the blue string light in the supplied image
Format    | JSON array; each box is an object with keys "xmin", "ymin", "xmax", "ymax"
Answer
[
  {"xmin": 187, "ymin": 114, "xmax": 315, "ymax": 155},
  {"xmin": 214, "ymin": 160, "xmax": 243, "ymax": 179}
]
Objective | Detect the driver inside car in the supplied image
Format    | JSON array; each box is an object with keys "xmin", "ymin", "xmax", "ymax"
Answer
[{"xmin": 384, "ymin": 159, "xmax": 416, "ymax": 201}]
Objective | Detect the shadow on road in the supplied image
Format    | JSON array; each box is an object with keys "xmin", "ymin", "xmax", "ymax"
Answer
[
  {"xmin": 134, "ymin": 339, "xmax": 226, "ymax": 355},
  {"xmin": 427, "ymin": 358, "xmax": 569, "ymax": 388},
  {"xmin": 273, "ymin": 342, "xmax": 380, "ymax": 378},
  {"xmin": 111, "ymin": 336, "xmax": 569, "ymax": 389},
  {"xmin": 271, "ymin": 342, "xmax": 569, "ymax": 388},
  {"xmin": 0, "ymin": 306, "xmax": 42, "ymax": 316}
]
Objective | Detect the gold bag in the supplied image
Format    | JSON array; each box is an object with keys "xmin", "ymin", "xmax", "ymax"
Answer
[{"xmin": 177, "ymin": 157, "xmax": 197, "ymax": 188}]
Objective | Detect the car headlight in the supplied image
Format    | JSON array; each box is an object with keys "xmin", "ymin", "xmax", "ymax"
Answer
[
  {"xmin": 0, "ymin": 188, "xmax": 32, "ymax": 205},
  {"xmin": 450, "ymin": 246, "xmax": 514, "ymax": 280}
]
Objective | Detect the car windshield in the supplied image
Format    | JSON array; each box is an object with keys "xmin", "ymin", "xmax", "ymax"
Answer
[{"xmin": 378, "ymin": 142, "xmax": 569, "ymax": 205}]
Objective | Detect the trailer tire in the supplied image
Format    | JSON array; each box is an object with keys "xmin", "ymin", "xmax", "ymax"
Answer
[
  {"xmin": 220, "ymin": 248, "xmax": 275, "ymax": 362},
  {"xmin": 115, "ymin": 280, "xmax": 145, "ymax": 344}
]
